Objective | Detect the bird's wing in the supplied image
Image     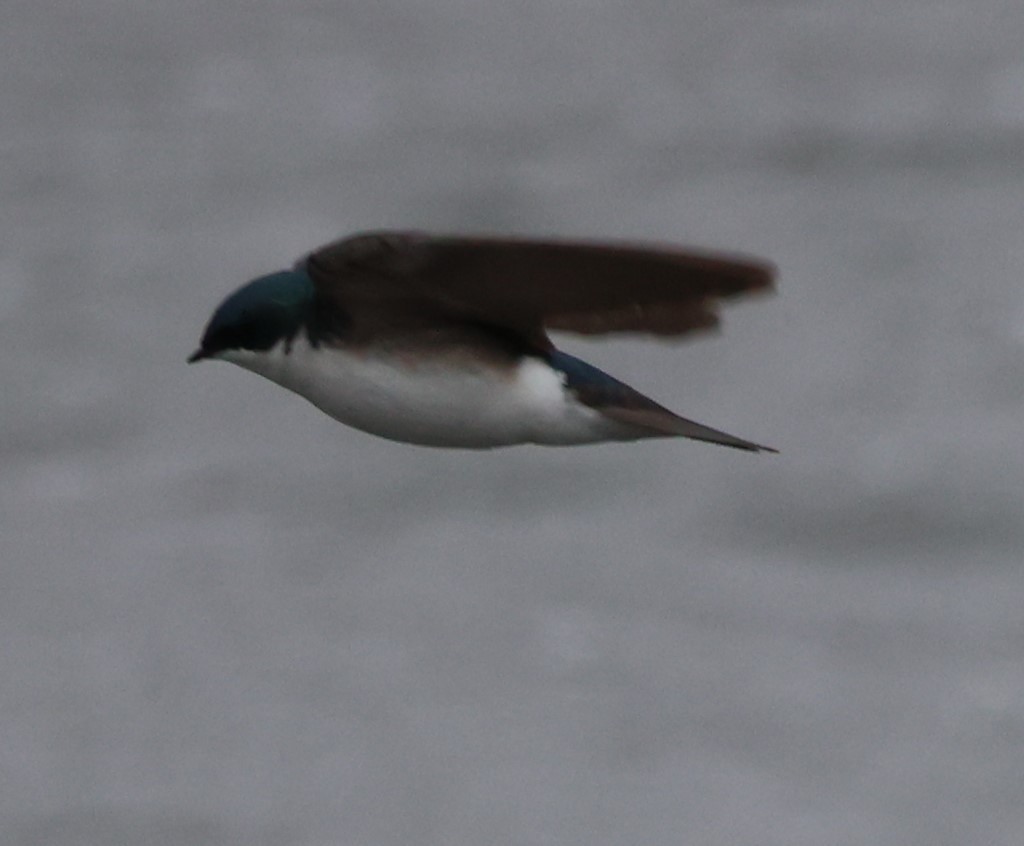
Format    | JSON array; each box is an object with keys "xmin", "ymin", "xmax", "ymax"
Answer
[{"xmin": 304, "ymin": 231, "xmax": 775, "ymax": 345}]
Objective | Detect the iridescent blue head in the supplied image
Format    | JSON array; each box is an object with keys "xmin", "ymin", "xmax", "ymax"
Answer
[{"xmin": 188, "ymin": 269, "xmax": 317, "ymax": 363}]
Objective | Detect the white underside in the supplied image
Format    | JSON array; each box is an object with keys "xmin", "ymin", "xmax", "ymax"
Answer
[{"xmin": 219, "ymin": 340, "xmax": 640, "ymax": 448}]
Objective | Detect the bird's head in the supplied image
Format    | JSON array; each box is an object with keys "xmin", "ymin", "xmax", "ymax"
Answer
[{"xmin": 188, "ymin": 269, "xmax": 315, "ymax": 364}]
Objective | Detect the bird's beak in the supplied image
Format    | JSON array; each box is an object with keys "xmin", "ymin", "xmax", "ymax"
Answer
[{"xmin": 187, "ymin": 348, "xmax": 207, "ymax": 364}]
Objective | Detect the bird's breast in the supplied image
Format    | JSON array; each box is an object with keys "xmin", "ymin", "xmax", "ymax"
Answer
[{"xmin": 220, "ymin": 339, "xmax": 626, "ymax": 448}]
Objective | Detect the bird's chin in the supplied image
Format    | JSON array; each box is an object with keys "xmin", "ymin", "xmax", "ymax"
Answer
[
  {"xmin": 215, "ymin": 348, "xmax": 278, "ymax": 377},
  {"xmin": 187, "ymin": 348, "xmax": 237, "ymax": 364}
]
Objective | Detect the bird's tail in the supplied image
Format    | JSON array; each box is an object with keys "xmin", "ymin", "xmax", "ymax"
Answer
[
  {"xmin": 547, "ymin": 350, "xmax": 775, "ymax": 453},
  {"xmin": 600, "ymin": 406, "xmax": 777, "ymax": 453}
]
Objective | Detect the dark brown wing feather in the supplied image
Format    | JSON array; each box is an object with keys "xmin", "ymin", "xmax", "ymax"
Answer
[{"xmin": 304, "ymin": 231, "xmax": 774, "ymax": 343}]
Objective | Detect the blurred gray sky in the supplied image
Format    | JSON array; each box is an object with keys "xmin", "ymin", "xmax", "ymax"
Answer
[{"xmin": 3, "ymin": 2, "xmax": 1024, "ymax": 844}]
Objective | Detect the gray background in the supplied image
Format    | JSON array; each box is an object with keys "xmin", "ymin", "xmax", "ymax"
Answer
[{"xmin": 4, "ymin": 2, "xmax": 1023, "ymax": 844}]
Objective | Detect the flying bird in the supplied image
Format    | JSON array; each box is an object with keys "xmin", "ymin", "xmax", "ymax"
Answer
[{"xmin": 189, "ymin": 231, "xmax": 776, "ymax": 451}]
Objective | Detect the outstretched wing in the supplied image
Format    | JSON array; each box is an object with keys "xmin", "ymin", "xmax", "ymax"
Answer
[{"xmin": 304, "ymin": 231, "xmax": 774, "ymax": 344}]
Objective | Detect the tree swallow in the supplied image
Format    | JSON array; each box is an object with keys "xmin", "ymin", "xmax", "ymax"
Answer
[{"xmin": 189, "ymin": 231, "xmax": 776, "ymax": 452}]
